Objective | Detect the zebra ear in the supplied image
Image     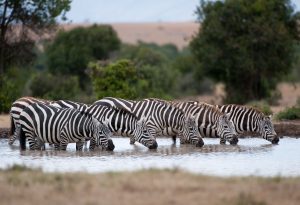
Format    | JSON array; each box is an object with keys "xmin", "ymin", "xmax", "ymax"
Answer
[{"xmin": 266, "ymin": 115, "xmax": 272, "ymax": 120}]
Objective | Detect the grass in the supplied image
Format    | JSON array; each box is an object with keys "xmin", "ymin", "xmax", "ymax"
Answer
[
  {"xmin": 1, "ymin": 165, "xmax": 300, "ymax": 205},
  {"xmin": 276, "ymin": 106, "xmax": 300, "ymax": 120}
]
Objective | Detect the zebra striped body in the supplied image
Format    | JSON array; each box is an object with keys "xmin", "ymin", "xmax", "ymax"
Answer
[
  {"xmin": 95, "ymin": 97, "xmax": 204, "ymax": 146},
  {"xmin": 51, "ymin": 100, "xmax": 89, "ymax": 112},
  {"xmin": 88, "ymin": 103, "xmax": 157, "ymax": 149},
  {"xmin": 9, "ymin": 97, "xmax": 52, "ymax": 145},
  {"xmin": 170, "ymin": 101, "xmax": 238, "ymax": 144},
  {"xmin": 19, "ymin": 103, "xmax": 114, "ymax": 151},
  {"xmin": 215, "ymin": 104, "xmax": 279, "ymax": 144}
]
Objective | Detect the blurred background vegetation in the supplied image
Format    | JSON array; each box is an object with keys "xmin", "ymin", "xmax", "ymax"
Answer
[{"xmin": 0, "ymin": 0, "xmax": 300, "ymax": 119}]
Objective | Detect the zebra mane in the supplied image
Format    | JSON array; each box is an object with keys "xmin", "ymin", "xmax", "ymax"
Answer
[
  {"xmin": 222, "ymin": 104, "xmax": 266, "ymax": 118},
  {"xmin": 144, "ymin": 98, "xmax": 187, "ymax": 116},
  {"xmin": 94, "ymin": 102, "xmax": 140, "ymax": 120}
]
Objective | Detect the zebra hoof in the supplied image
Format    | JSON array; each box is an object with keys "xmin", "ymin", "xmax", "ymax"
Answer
[
  {"xmin": 196, "ymin": 139, "xmax": 204, "ymax": 147},
  {"xmin": 148, "ymin": 141, "xmax": 158, "ymax": 149}
]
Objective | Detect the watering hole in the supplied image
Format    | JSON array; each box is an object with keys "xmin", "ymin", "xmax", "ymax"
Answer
[{"xmin": 0, "ymin": 137, "xmax": 299, "ymax": 177}]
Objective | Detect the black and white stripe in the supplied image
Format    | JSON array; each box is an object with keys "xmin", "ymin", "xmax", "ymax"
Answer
[
  {"xmin": 170, "ymin": 101, "xmax": 238, "ymax": 144},
  {"xmin": 215, "ymin": 104, "xmax": 279, "ymax": 144},
  {"xmin": 9, "ymin": 97, "xmax": 52, "ymax": 145},
  {"xmin": 19, "ymin": 102, "xmax": 114, "ymax": 151},
  {"xmin": 51, "ymin": 99, "xmax": 157, "ymax": 149},
  {"xmin": 88, "ymin": 103, "xmax": 158, "ymax": 149},
  {"xmin": 95, "ymin": 97, "xmax": 204, "ymax": 146}
]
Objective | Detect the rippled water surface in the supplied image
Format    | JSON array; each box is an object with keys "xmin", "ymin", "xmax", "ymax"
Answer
[{"xmin": 0, "ymin": 137, "xmax": 299, "ymax": 177}]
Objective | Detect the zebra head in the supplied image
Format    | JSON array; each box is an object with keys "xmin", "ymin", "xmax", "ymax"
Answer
[
  {"xmin": 184, "ymin": 115, "xmax": 204, "ymax": 147},
  {"xmin": 92, "ymin": 118, "xmax": 115, "ymax": 151},
  {"xmin": 259, "ymin": 115, "xmax": 278, "ymax": 144},
  {"xmin": 134, "ymin": 117, "xmax": 158, "ymax": 149},
  {"xmin": 216, "ymin": 113, "xmax": 238, "ymax": 145}
]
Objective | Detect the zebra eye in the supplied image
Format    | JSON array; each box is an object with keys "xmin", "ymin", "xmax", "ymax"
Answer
[
  {"xmin": 224, "ymin": 125, "xmax": 228, "ymax": 129},
  {"xmin": 264, "ymin": 126, "xmax": 268, "ymax": 129}
]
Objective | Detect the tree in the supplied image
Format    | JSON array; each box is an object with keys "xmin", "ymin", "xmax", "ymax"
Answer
[
  {"xmin": 0, "ymin": 0, "xmax": 71, "ymax": 75},
  {"xmin": 88, "ymin": 60, "xmax": 138, "ymax": 99},
  {"xmin": 46, "ymin": 24, "xmax": 121, "ymax": 87},
  {"xmin": 191, "ymin": 0, "xmax": 300, "ymax": 103}
]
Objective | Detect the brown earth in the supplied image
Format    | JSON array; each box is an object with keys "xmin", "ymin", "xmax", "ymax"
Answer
[
  {"xmin": 0, "ymin": 168, "xmax": 299, "ymax": 205},
  {"xmin": 61, "ymin": 22, "xmax": 199, "ymax": 49}
]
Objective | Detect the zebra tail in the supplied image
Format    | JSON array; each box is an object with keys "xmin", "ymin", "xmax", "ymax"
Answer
[
  {"xmin": 19, "ymin": 127, "xmax": 26, "ymax": 150},
  {"xmin": 9, "ymin": 115, "xmax": 15, "ymax": 137}
]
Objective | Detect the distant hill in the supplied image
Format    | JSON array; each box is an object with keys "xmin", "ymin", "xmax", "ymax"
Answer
[{"xmin": 61, "ymin": 22, "xmax": 199, "ymax": 49}]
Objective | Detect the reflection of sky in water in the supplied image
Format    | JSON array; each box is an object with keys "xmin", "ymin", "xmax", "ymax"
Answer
[{"xmin": 0, "ymin": 137, "xmax": 299, "ymax": 177}]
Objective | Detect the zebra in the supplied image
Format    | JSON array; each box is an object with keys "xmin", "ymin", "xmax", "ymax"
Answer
[
  {"xmin": 94, "ymin": 97, "xmax": 204, "ymax": 147},
  {"xmin": 50, "ymin": 99, "xmax": 158, "ymax": 149},
  {"xmin": 19, "ymin": 102, "xmax": 115, "ymax": 151},
  {"xmin": 87, "ymin": 103, "xmax": 158, "ymax": 149},
  {"xmin": 9, "ymin": 97, "xmax": 53, "ymax": 145},
  {"xmin": 214, "ymin": 104, "xmax": 279, "ymax": 144},
  {"xmin": 168, "ymin": 100, "xmax": 238, "ymax": 145}
]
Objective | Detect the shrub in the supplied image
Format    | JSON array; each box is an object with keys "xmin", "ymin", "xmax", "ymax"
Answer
[
  {"xmin": 88, "ymin": 60, "xmax": 138, "ymax": 99},
  {"xmin": 276, "ymin": 106, "xmax": 300, "ymax": 120},
  {"xmin": 46, "ymin": 24, "xmax": 121, "ymax": 87},
  {"xmin": 29, "ymin": 72, "xmax": 81, "ymax": 100}
]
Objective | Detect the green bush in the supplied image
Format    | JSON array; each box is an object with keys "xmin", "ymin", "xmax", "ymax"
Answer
[
  {"xmin": 88, "ymin": 60, "xmax": 138, "ymax": 99},
  {"xmin": 46, "ymin": 24, "xmax": 121, "ymax": 87},
  {"xmin": 0, "ymin": 67, "xmax": 33, "ymax": 113},
  {"xmin": 276, "ymin": 106, "xmax": 300, "ymax": 120},
  {"xmin": 29, "ymin": 72, "xmax": 81, "ymax": 100}
]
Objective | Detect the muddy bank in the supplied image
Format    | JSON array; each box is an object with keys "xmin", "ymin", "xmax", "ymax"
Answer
[
  {"xmin": 1, "ymin": 120, "xmax": 299, "ymax": 139},
  {"xmin": 1, "ymin": 167, "xmax": 300, "ymax": 205}
]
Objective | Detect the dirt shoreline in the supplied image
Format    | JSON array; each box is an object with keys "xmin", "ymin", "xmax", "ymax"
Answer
[
  {"xmin": 1, "ymin": 120, "xmax": 299, "ymax": 139},
  {"xmin": 1, "ymin": 167, "xmax": 300, "ymax": 205}
]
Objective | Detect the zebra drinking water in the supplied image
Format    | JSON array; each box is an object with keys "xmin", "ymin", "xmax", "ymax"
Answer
[
  {"xmin": 50, "ymin": 99, "xmax": 158, "ymax": 149},
  {"xmin": 95, "ymin": 97, "xmax": 204, "ymax": 147},
  {"xmin": 215, "ymin": 104, "xmax": 279, "ymax": 144},
  {"xmin": 19, "ymin": 102, "xmax": 114, "ymax": 151},
  {"xmin": 169, "ymin": 101, "xmax": 238, "ymax": 145}
]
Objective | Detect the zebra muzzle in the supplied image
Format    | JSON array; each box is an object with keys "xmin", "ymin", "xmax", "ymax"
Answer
[
  {"xmin": 106, "ymin": 139, "xmax": 115, "ymax": 151},
  {"xmin": 148, "ymin": 141, "xmax": 158, "ymax": 149},
  {"xmin": 229, "ymin": 136, "xmax": 239, "ymax": 145},
  {"xmin": 271, "ymin": 137, "xmax": 279, "ymax": 144},
  {"xmin": 196, "ymin": 138, "xmax": 204, "ymax": 147}
]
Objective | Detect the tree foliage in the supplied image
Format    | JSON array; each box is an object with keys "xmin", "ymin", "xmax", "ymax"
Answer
[
  {"xmin": 88, "ymin": 60, "xmax": 138, "ymax": 99},
  {"xmin": 0, "ymin": 0, "xmax": 71, "ymax": 74},
  {"xmin": 46, "ymin": 24, "xmax": 121, "ymax": 87},
  {"xmin": 191, "ymin": 0, "xmax": 300, "ymax": 103}
]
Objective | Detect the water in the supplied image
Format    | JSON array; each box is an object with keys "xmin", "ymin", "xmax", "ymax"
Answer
[{"xmin": 0, "ymin": 137, "xmax": 299, "ymax": 177}]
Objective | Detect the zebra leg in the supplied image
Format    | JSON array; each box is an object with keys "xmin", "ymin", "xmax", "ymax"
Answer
[
  {"xmin": 54, "ymin": 144, "xmax": 60, "ymax": 150},
  {"xmin": 76, "ymin": 140, "xmax": 85, "ymax": 151},
  {"xmin": 89, "ymin": 138, "xmax": 96, "ymax": 151},
  {"xmin": 9, "ymin": 124, "xmax": 20, "ymax": 145},
  {"xmin": 172, "ymin": 136, "xmax": 176, "ymax": 144}
]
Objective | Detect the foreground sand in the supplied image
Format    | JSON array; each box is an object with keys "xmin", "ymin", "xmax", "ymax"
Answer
[{"xmin": 1, "ymin": 167, "xmax": 299, "ymax": 205}]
